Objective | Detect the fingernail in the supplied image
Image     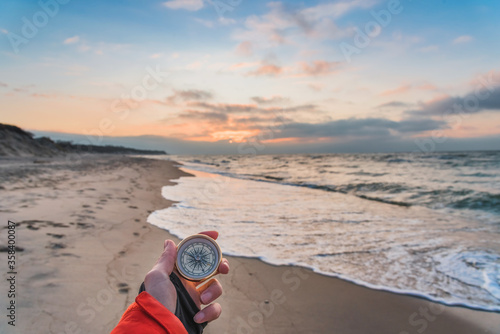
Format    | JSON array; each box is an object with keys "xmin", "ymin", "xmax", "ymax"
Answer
[
  {"xmin": 201, "ymin": 291, "xmax": 212, "ymax": 304},
  {"xmin": 194, "ymin": 311, "xmax": 204, "ymax": 323}
]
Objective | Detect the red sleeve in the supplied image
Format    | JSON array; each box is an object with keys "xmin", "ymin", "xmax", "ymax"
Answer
[{"xmin": 111, "ymin": 292, "xmax": 188, "ymax": 334}]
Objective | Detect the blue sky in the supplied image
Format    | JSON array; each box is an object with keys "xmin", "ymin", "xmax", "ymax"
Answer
[{"xmin": 1, "ymin": 0, "xmax": 499, "ymax": 154}]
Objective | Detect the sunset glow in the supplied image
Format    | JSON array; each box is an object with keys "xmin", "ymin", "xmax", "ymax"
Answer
[{"xmin": 1, "ymin": 0, "xmax": 499, "ymax": 154}]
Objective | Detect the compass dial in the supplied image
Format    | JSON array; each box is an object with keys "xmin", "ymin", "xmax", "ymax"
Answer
[{"xmin": 176, "ymin": 235, "xmax": 222, "ymax": 281}]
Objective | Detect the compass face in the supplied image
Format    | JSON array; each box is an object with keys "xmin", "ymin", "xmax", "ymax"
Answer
[{"xmin": 176, "ymin": 235, "xmax": 221, "ymax": 281}]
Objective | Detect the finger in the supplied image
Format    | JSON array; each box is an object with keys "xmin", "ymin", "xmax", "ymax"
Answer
[
  {"xmin": 194, "ymin": 303, "xmax": 222, "ymax": 324},
  {"xmin": 218, "ymin": 258, "xmax": 230, "ymax": 275},
  {"xmin": 198, "ymin": 231, "xmax": 219, "ymax": 240},
  {"xmin": 200, "ymin": 279, "xmax": 223, "ymax": 305},
  {"xmin": 154, "ymin": 240, "xmax": 177, "ymax": 275}
]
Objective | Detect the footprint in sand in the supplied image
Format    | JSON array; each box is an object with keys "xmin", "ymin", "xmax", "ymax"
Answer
[
  {"xmin": 46, "ymin": 242, "xmax": 66, "ymax": 249},
  {"xmin": 76, "ymin": 222, "xmax": 94, "ymax": 229},
  {"xmin": 117, "ymin": 282, "xmax": 130, "ymax": 294},
  {"xmin": 0, "ymin": 245, "xmax": 24, "ymax": 252},
  {"xmin": 46, "ymin": 233, "xmax": 65, "ymax": 239}
]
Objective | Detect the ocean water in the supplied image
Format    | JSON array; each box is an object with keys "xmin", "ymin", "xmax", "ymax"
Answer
[{"xmin": 147, "ymin": 151, "xmax": 500, "ymax": 311}]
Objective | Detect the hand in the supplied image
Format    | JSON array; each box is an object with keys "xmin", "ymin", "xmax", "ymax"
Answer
[{"xmin": 144, "ymin": 231, "xmax": 230, "ymax": 324}]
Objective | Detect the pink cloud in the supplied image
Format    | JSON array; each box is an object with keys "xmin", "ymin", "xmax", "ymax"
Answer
[
  {"xmin": 380, "ymin": 84, "xmax": 412, "ymax": 97},
  {"xmin": 63, "ymin": 36, "xmax": 80, "ymax": 45},
  {"xmin": 235, "ymin": 41, "xmax": 253, "ymax": 57},
  {"xmin": 247, "ymin": 63, "xmax": 283, "ymax": 77},
  {"xmin": 297, "ymin": 60, "xmax": 340, "ymax": 76}
]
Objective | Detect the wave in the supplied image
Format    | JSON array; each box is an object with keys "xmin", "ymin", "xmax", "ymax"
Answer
[
  {"xmin": 451, "ymin": 192, "xmax": 500, "ymax": 214},
  {"xmin": 177, "ymin": 153, "xmax": 500, "ymax": 215}
]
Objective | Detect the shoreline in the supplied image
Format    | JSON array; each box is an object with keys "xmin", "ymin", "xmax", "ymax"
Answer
[
  {"xmin": 149, "ymin": 161, "xmax": 500, "ymax": 315},
  {"xmin": 160, "ymin": 220, "xmax": 500, "ymax": 314},
  {"xmin": 0, "ymin": 155, "xmax": 498, "ymax": 333}
]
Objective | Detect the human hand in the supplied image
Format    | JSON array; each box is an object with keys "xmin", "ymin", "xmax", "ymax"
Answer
[
  {"xmin": 175, "ymin": 231, "xmax": 230, "ymax": 324},
  {"xmin": 143, "ymin": 231, "xmax": 230, "ymax": 324}
]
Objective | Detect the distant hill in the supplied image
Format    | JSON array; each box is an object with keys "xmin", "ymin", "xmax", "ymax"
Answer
[{"xmin": 0, "ymin": 123, "xmax": 167, "ymax": 157}]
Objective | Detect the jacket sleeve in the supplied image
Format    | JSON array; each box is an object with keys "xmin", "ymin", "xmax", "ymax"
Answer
[{"xmin": 111, "ymin": 292, "xmax": 188, "ymax": 334}]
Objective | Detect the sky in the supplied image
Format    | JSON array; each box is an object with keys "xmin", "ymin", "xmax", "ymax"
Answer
[{"xmin": 1, "ymin": 0, "xmax": 499, "ymax": 154}]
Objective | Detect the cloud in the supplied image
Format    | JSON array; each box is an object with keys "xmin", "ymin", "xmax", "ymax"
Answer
[
  {"xmin": 405, "ymin": 71, "xmax": 500, "ymax": 116},
  {"xmin": 407, "ymin": 87, "xmax": 500, "ymax": 117},
  {"xmin": 251, "ymin": 95, "xmax": 290, "ymax": 105},
  {"xmin": 297, "ymin": 60, "xmax": 340, "ymax": 76},
  {"xmin": 190, "ymin": 102, "xmax": 258, "ymax": 113},
  {"xmin": 228, "ymin": 62, "xmax": 260, "ymax": 71},
  {"xmin": 271, "ymin": 117, "xmax": 447, "ymax": 139},
  {"xmin": 189, "ymin": 101, "xmax": 318, "ymax": 115},
  {"xmin": 233, "ymin": 115, "xmax": 293, "ymax": 126},
  {"xmin": 233, "ymin": 1, "xmax": 375, "ymax": 48},
  {"xmin": 376, "ymin": 101, "xmax": 412, "ymax": 109},
  {"xmin": 167, "ymin": 89, "xmax": 213, "ymax": 103},
  {"xmin": 453, "ymin": 35, "xmax": 473, "ymax": 44},
  {"xmin": 163, "ymin": 0, "xmax": 204, "ymax": 11},
  {"xmin": 380, "ymin": 84, "xmax": 412, "ymax": 97},
  {"xmin": 247, "ymin": 62, "xmax": 283, "ymax": 76},
  {"xmin": 282, "ymin": 104, "xmax": 318, "ymax": 113},
  {"xmin": 245, "ymin": 59, "xmax": 339, "ymax": 77},
  {"xmin": 0, "ymin": 28, "xmax": 8, "ymax": 34},
  {"xmin": 0, "ymin": 82, "xmax": 8, "ymax": 88},
  {"xmin": 235, "ymin": 41, "xmax": 253, "ymax": 57},
  {"xmin": 417, "ymin": 83, "xmax": 438, "ymax": 91},
  {"xmin": 63, "ymin": 36, "xmax": 80, "ymax": 45},
  {"xmin": 379, "ymin": 83, "xmax": 437, "ymax": 97},
  {"xmin": 178, "ymin": 110, "xmax": 228, "ymax": 122},
  {"xmin": 301, "ymin": 0, "xmax": 379, "ymax": 20}
]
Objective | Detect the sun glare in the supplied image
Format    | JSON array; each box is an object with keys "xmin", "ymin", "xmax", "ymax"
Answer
[{"xmin": 210, "ymin": 130, "xmax": 260, "ymax": 143}]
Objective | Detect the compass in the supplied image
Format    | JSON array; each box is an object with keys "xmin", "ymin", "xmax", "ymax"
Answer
[{"xmin": 175, "ymin": 234, "xmax": 222, "ymax": 282}]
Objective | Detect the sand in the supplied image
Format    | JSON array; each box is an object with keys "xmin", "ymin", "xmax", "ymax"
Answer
[{"xmin": 0, "ymin": 155, "xmax": 498, "ymax": 334}]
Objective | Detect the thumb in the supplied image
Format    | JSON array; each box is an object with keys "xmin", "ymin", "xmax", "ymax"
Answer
[{"xmin": 155, "ymin": 240, "xmax": 177, "ymax": 275}]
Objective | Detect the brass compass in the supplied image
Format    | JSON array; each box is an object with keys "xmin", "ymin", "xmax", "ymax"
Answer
[{"xmin": 175, "ymin": 234, "xmax": 222, "ymax": 282}]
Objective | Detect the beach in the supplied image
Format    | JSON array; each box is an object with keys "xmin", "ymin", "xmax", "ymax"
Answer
[{"xmin": 0, "ymin": 155, "xmax": 499, "ymax": 334}]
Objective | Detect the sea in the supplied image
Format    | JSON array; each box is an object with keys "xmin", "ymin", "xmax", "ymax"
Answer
[{"xmin": 146, "ymin": 151, "xmax": 500, "ymax": 312}]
